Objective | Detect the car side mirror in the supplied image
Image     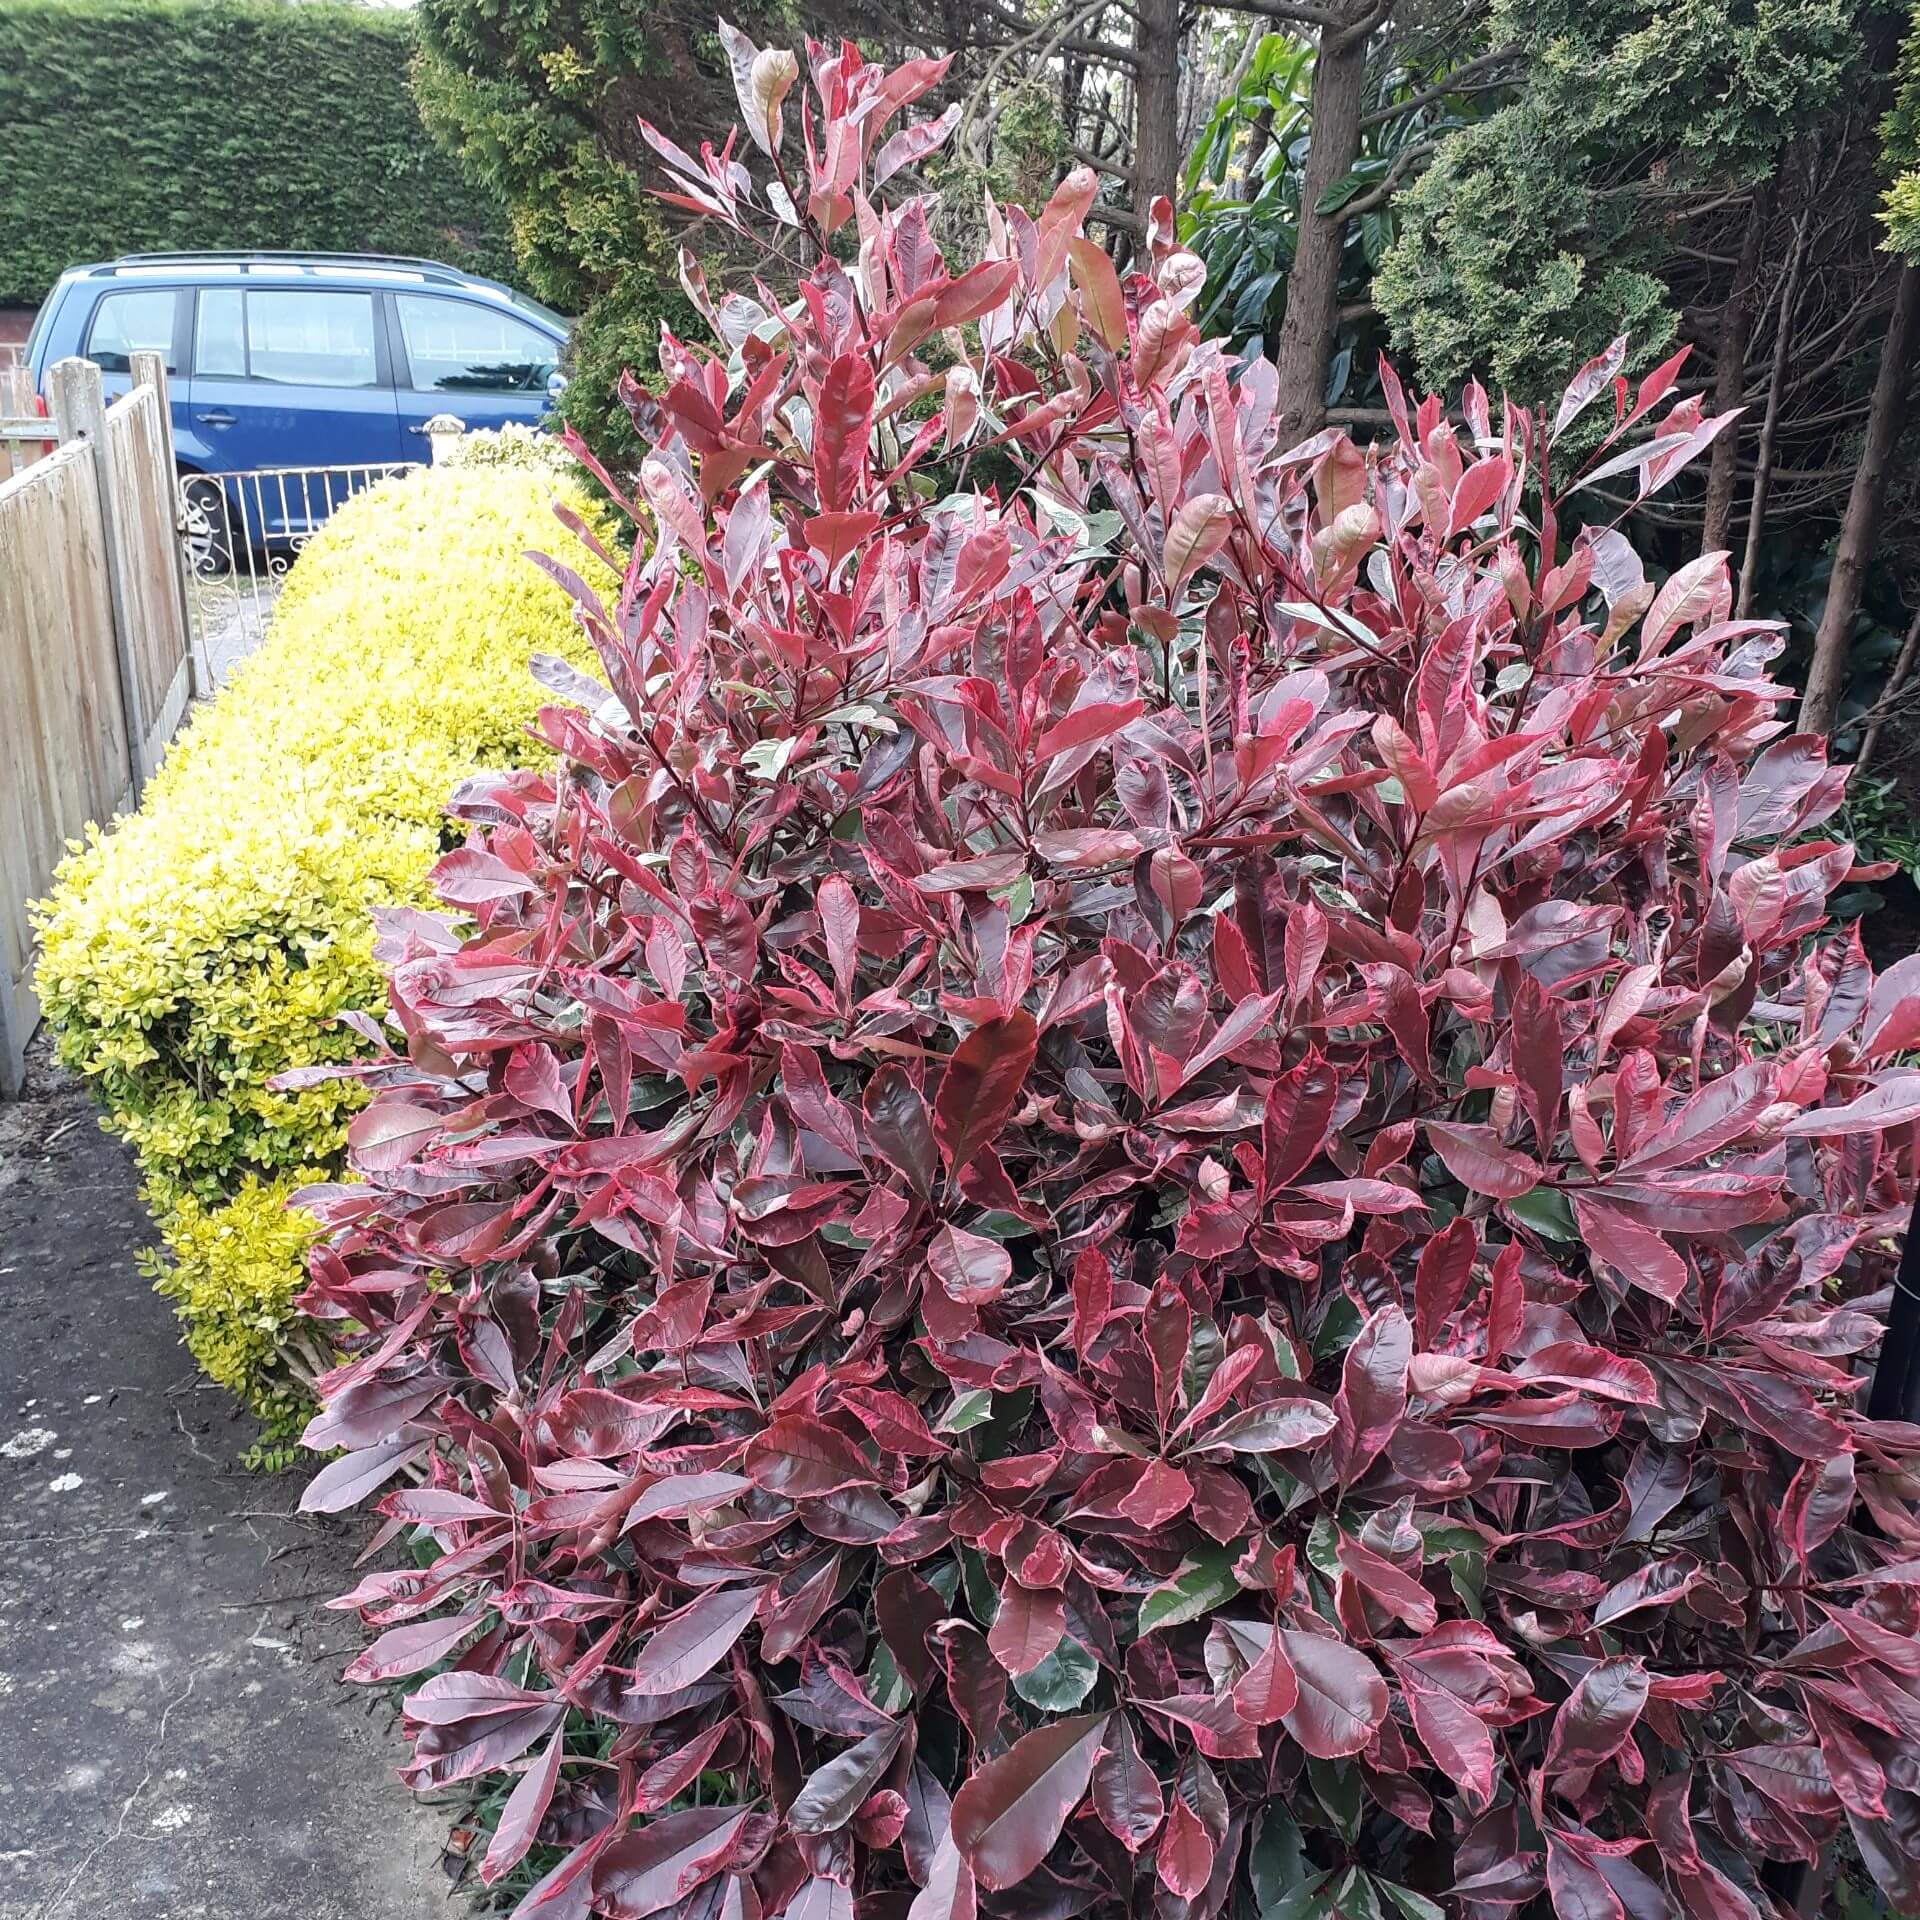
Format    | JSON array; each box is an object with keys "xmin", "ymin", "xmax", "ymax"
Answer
[{"xmin": 546, "ymin": 369, "xmax": 569, "ymax": 401}]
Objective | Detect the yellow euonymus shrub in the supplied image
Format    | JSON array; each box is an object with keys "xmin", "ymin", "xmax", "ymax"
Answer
[{"xmin": 35, "ymin": 456, "xmax": 615, "ymax": 1434}]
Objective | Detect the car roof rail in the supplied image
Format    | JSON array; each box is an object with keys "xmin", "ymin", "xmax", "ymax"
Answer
[{"xmin": 107, "ymin": 250, "xmax": 480, "ymax": 287}]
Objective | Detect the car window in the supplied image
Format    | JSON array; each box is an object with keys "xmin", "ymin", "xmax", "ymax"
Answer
[
  {"xmin": 396, "ymin": 295, "xmax": 555, "ymax": 393},
  {"xmin": 245, "ymin": 289, "xmax": 378, "ymax": 389},
  {"xmin": 86, "ymin": 289, "xmax": 178, "ymax": 374},
  {"xmin": 194, "ymin": 288, "xmax": 246, "ymax": 378}
]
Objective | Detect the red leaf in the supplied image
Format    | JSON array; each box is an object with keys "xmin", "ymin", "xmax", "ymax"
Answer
[
  {"xmin": 1277, "ymin": 1631, "xmax": 1388, "ymax": 1758},
  {"xmin": 1542, "ymin": 1657, "xmax": 1649, "ymax": 1779},
  {"xmin": 1426, "ymin": 1121, "xmax": 1542, "ymax": 1200},
  {"xmin": 1262, "ymin": 1050, "xmax": 1337, "ymax": 1189},
  {"xmin": 1091, "ymin": 1712, "xmax": 1164, "ymax": 1851},
  {"xmin": 629, "ymin": 1583, "xmax": 764, "ymax": 1694},
  {"xmin": 928, "ymin": 1224, "xmax": 1012, "ymax": 1305},
  {"xmin": 1155, "ymin": 1786, "xmax": 1215, "ymax": 1899},
  {"xmin": 481, "ymin": 1726, "xmax": 565, "ymax": 1885},
  {"xmin": 1413, "ymin": 1217, "xmax": 1477, "ymax": 1351},
  {"xmin": 592, "ymin": 1806, "xmax": 750, "ymax": 1920},
  {"xmin": 950, "ymin": 1713, "xmax": 1109, "ymax": 1891},
  {"xmin": 934, "ymin": 1011, "xmax": 1038, "ymax": 1176},
  {"xmin": 1399, "ymin": 1668, "xmax": 1496, "ymax": 1812},
  {"xmin": 742, "ymin": 1418, "xmax": 877, "ymax": 1498},
  {"xmin": 815, "ymin": 354, "xmax": 876, "ymax": 513},
  {"xmin": 987, "ymin": 1580, "xmax": 1066, "ymax": 1676},
  {"xmin": 863, "ymin": 1065, "xmax": 937, "ymax": 1202},
  {"xmin": 1333, "ymin": 1304, "xmax": 1411, "ymax": 1485},
  {"xmin": 1509, "ymin": 973, "xmax": 1562, "ymax": 1144},
  {"xmin": 1069, "ymin": 1246, "xmax": 1113, "ymax": 1359}
]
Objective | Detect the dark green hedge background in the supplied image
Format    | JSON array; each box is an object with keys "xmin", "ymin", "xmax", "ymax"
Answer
[{"xmin": 0, "ymin": 0, "xmax": 512, "ymax": 308}]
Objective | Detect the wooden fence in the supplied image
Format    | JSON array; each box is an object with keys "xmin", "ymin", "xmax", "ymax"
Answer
[{"xmin": 0, "ymin": 352, "xmax": 195, "ymax": 1096}]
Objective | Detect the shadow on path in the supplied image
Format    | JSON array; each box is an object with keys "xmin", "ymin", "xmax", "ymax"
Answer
[{"xmin": 0, "ymin": 1044, "xmax": 448, "ymax": 1919}]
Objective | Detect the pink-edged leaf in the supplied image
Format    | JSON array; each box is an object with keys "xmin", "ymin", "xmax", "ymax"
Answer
[
  {"xmin": 629, "ymin": 1582, "xmax": 764, "ymax": 1695},
  {"xmin": 481, "ymin": 1725, "xmax": 567, "ymax": 1885},
  {"xmin": 1034, "ymin": 700, "xmax": 1145, "ymax": 766},
  {"xmin": 1200, "ymin": 1396, "xmax": 1339, "ymax": 1455},
  {"xmin": 1399, "ymin": 1668, "xmax": 1497, "ymax": 1812},
  {"xmin": 1592, "ymin": 1558, "xmax": 1703, "ymax": 1627},
  {"xmin": 863, "ymin": 1064, "xmax": 938, "ymax": 1202},
  {"xmin": 908, "ymin": 1834, "xmax": 977, "ymax": 1920},
  {"xmin": 1156, "ymin": 1786, "xmax": 1214, "ymax": 1899},
  {"xmin": 348, "ymin": 1101, "xmax": 446, "ymax": 1173},
  {"xmin": 592, "ymin": 1806, "xmax": 750, "ymax": 1920},
  {"xmin": 1333, "ymin": 1304, "xmax": 1411, "ymax": 1485},
  {"xmin": 634, "ymin": 1719, "xmax": 738, "ymax": 1814},
  {"xmin": 1277, "ymin": 1631, "xmax": 1388, "ymax": 1757},
  {"xmin": 1413, "ymin": 1216, "xmax": 1478, "ymax": 1351},
  {"xmin": 1426, "ymin": 1121, "xmax": 1541, "ymax": 1199},
  {"xmin": 1163, "ymin": 494, "xmax": 1234, "ymax": 590},
  {"xmin": 1091, "ymin": 1712, "xmax": 1165, "ymax": 1850},
  {"xmin": 1572, "ymin": 1197, "xmax": 1688, "ymax": 1304},
  {"xmin": 874, "ymin": 103, "xmax": 961, "ymax": 186},
  {"xmin": 1542, "ymin": 1657, "xmax": 1649, "ymax": 1778},
  {"xmin": 1509, "ymin": 1342, "xmax": 1658, "ymax": 1404},
  {"xmin": 988, "ymin": 1580, "xmax": 1066, "ymax": 1677},
  {"xmin": 1449, "ymin": 454, "xmax": 1511, "ymax": 535},
  {"xmin": 815, "ymin": 354, "xmax": 876, "ymax": 513},
  {"xmin": 1263, "ymin": 1050, "xmax": 1337, "ymax": 1189},
  {"xmin": 1782, "ymin": 1076, "xmax": 1920, "ymax": 1137},
  {"xmin": 346, "ymin": 1609, "xmax": 485, "ymax": 1683},
  {"xmin": 300, "ymin": 1436, "xmax": 426, "ymax": 1513},
  {"xmin": 742, "ymin": 1417, "xmax": 877, "ymax": 1498},
  {"xmin": 950, "ymin": 1712, "xmax": 1110, "ymax": 1891},
  {"xmin": 1554, "ymin": 334, "xmax": 1627, "ymax": 437},
  {"xmin": 935, "ymin": 1011, "xmax": 1038, "ymax": 1175}
]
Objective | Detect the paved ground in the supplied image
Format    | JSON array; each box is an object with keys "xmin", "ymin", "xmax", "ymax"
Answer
[
  {"xmin": 188, "ymin": 573, "xmax": 280, "ymax": 688},
  {"xmin": 0, "ymin": 1043, "xmax": 451, "ymax": 1920}
]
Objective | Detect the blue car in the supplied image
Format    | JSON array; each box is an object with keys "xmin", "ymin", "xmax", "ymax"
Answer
[{"xmin": 24, "ymin": 250, "xmax": 571, "ymax": 557}]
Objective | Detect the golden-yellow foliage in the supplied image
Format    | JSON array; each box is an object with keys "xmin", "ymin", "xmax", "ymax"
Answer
[{"xmin": 35, "ymin": 457, "xmax": 614, "ymax": 1432}]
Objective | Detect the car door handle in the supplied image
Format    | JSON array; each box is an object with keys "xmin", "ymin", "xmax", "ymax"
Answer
[
  {"xmin": 406, "ymin": 423, "xmax": 433, "ymax": 436},
  {"xmin": 197, "ymin": 410, "xmax": 236, "ymax": 427}
]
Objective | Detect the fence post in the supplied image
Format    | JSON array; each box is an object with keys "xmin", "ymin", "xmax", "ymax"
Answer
[
  {"xmin": 131, "ymin": 349, "xmax": 201, "ymax": 701},
  {"xmin": 48, "ymin": 356, "xmax": 146, "ymax": 806},
  {"xmin": 425, "ymin": 412, "xmax": 466, "ymax": 463}
]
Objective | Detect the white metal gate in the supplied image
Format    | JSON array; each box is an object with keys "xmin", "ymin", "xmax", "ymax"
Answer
[{"xmin": 179, "ymin": 461, "xmax": 416, "ymax": 684}]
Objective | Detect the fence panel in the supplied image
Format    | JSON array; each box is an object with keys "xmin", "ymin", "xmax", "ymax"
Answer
[
  {"xmin": 0, "ymin": 438, "xmax": 129, "ymax": 1091},
  {"xmin": 0, "ymin": 353, "xmax": 196, "ymax": 1094},
  {"xmin": 105, "ymin": 377, "xmax": 194, "ymax": 766}
]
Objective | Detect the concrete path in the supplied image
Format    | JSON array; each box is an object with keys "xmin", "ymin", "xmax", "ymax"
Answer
[{"xmin": 0, "ymin": 1046, "xmax": 449, "ymax": 1920}]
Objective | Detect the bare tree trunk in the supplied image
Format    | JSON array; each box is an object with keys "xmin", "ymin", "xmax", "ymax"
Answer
[
  {"xmin": 1272, "ymin": 6, "xmax": 1376, "ymax": 445},
  {"xmin": 1735, "ymin": 212, "xmax": 1809, "ymax": 618},
  {"xmin": 1702, "ymin": 188, "xmax": 1768, "ymax": 556},
  {"xmin": 1801, "ymin": 262, "xmax": 1920, "ymax": 737},
  {"xmin": 1133, "ymin": 0, "xmax": 1181, "ymax": 221}
]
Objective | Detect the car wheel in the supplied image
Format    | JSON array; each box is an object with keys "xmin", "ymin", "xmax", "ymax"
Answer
[{"xmin": 179, "ymin": 474, "xmax": 234, "ymax": 576}]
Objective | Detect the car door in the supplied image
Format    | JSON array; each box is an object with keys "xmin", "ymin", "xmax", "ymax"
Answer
[
  {"xmin": 80, "ymin": 285, "xmax": 191, "ymax": 437},
  {"xmin": 389, "ymin": 292, "xmax": 564, "ymax": 444},
  {"xmin": 186, "ymin": 284, "xmax": 404, "ymax": 539}
]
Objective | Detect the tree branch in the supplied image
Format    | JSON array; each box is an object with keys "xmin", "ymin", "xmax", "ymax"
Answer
[
  {"xmin": 1357, "ymin": 43, "xmax": 1520, "ymax": 129},
  {"xmin": 1335, "ymin": 137, "xmax": 1436, "ymax": 219}
]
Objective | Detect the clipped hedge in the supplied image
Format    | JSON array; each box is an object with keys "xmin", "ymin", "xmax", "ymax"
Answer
[
  {"xmin": 36, "ymin": 454, "xmax": 614, "ymax": 1436},
  {"xmin": 0, "ymin": 0, "xmax": 510, "ymax": 307}
]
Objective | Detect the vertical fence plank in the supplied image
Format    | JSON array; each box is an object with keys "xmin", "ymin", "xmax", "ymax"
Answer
[
  {"xmin": 48, "ymin": 355, "xmax": 146, "ymax": 806},
  {"xmin": 130, "ymin": 350, "xmax": 200, "ymax": 701}
]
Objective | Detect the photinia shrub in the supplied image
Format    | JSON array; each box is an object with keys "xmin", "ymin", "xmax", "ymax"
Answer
[{"xmin": 297, "ymin": 28, "xmax": 1920, "ymax": 1920}]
